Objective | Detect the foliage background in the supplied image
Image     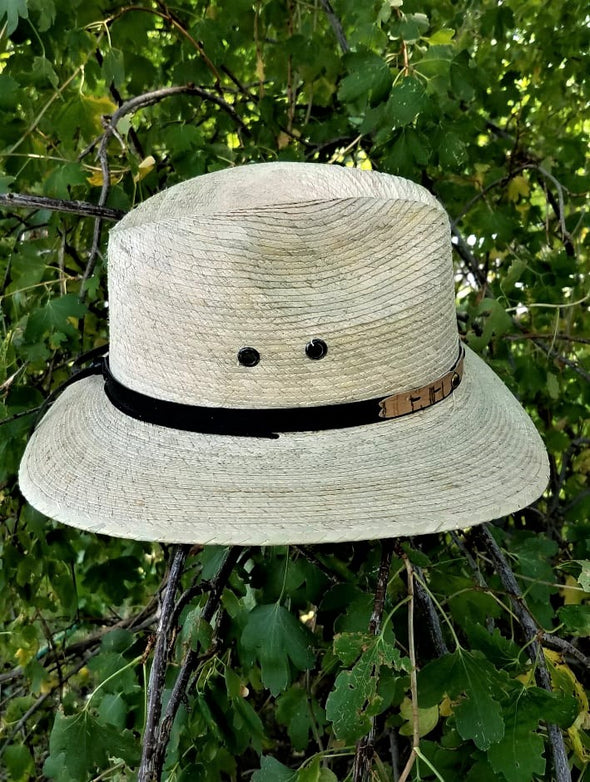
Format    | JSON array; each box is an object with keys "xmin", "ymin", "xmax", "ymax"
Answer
[{"xmin": 0, "ymin": 0, "xmax": 589, "ymax": 779}]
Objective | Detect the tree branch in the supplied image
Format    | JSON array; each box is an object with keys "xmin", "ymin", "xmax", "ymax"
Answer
[
  {"xmin": 352, "ymin": 540, "xmax": 394, "ymax": 782},
  {"xmin": 80, "ymin": 84, "xmax": 250, "ymax": 296},
  {"xmin": 0, "ymin": 193, "xmax": 124, "ymax": 221},
  {"xmin": 148, "ymin": 546, "xmax": 242, "ymax": 781},
  {"xmin": 138, "ymin": 545, "xmax": 190, "ymax": 782},
  {"xmin": 472, "ymin": 525, "xmax": 571, "ymax": 782},
  {"xmin": 319, "ymin": 0, "xmax": 349, "ymax": 53},
  {"xmin": 398, "ymin": 554, "xmax": 419, "ymax": 782}
]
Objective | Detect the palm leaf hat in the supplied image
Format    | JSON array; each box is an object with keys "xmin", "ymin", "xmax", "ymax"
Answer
[{"xmin": 19, "ymin": 163, "xmax": 549, "ymax": 544}]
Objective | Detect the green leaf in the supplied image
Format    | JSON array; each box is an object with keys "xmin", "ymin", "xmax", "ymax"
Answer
[
  {"xmin": 338, "ymin": 49, "xmax": 392, "ymax": 105},
  {"xmin": 418, "ymin": 650, "xmax": 504, "ymax": 749},
  {"xmin": 241, "ymin": 603, "xmax": 314, "ymax": 695},
  {"xmin": 388, "ymin": 77, "xmax": 427, "ymax": 127},
  {"xmin": 32, "ymin": 56, "xmax": 58, "ymax": 88},
  {"xmin": 4, "ymin": 744, "xmax": 34, "ymax": 780},
  {"xmin": 0, "ymin": 0, "xmax": 28, "ymax": 35},
  {"xmin": 297, "ymin": 756, "xmax": 338, "ymax": 782},
  {"xmin": 252, "ymin": 756, "xmax": 296, "ymax": 782},
  {"xmin": 102, "ymin": 48, "xmax": 125, "ymax": 87},
  {"xmin": 24, "ymin": 294, "xmax": 87, "ymax": 343},
  {"xmin": 326, "ymin": 634, "xmax": 404, "ymax": 743},
  {"xmin": 576, "ymin": 560, "xmax": 590, "ymax": 592},
  {"xmin": 0, "ymin": 74, "xmax": 19, "ymax": 109},
  {"xmin": 557, "ymin": 605, "xmax": 590, "ymax": 636},
  {"xmin": 43, "ymin": 710, "xmax": 140, "ymax": 780},
  {"xmin": 276, "ymin": 685, "xmax": 325, "ymax": 751},
  {"xmin": 29, "ymin": 0, "xmax": 55, "ymax": 30}
]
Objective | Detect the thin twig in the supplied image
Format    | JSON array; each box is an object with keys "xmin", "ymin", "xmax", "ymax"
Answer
[
  {"xmin": 150, "ymin": 547, "xmax": 242, "ymax": 780},
  {"xmin": 398, "ymin": 555, "xmax": 419, "ymax": 782},
  {"xmin": 352, "ymin": 540, "xmax": 394, "ymax": 782},
  {"xmin": 0, "ymin": 652, "xmax": 96, "ymax": 756},
  {"xmin": 80, "ymin": 84, "xmax": 250, "ymax": 296},
  {"xmin": 473, "ymin": 525, "xmax": 571, "ymax": 782},
  {"xmin": 318, "ymin": 0, "xmax": 349, "ymax": 53},
  {"xmin": 0, "ymin": 193, "xmax": 124, "ymax": 221},
  {"xmin": 541, "ymin": 633, "xmax": 590, "ymax": 672},
  {"xmin": 413, "ymin": 563, "xmax": 449, "ymax": 656},
  {"xmin": 138, "ymin": 546, "xmax": 190, "ymax": 782}
]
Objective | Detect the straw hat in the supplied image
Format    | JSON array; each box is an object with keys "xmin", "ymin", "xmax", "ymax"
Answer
[{"xmin": 19, "ymin": 162, "xmax": 549, "ymax": 545}]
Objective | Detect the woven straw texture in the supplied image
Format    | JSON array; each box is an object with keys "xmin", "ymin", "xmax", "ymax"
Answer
[{"xmin": 19, "ymin": 162, "xmax": 549, "ymax": 544}]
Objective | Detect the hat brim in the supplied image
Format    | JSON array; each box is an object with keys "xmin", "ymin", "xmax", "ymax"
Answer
[{"xmin": 19, "ymin": 347, "xmax": 549, "ymax": 545}]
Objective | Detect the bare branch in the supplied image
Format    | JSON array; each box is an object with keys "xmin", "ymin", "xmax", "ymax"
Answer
[
  {"xmin": 472, "ymin": 525, "xmax": 571, "ymax": 782},
  {"xmin": 319, "ymin": 0, "xmax": 349, "ymax": 53},
  {"xmin": 148, "ymin": 546, "xmax": 242, "ymax": 780},
  {"xmin": 352, "ymin": 540, "xmax": 394, "ymax": 782},
  {"xmin": 0, "ymin": 193, "xmax": 124, "ymax": 221},
  {"xmin": 80, "ymin": 84, "xmax": 250, "ymax": 297},
  {"xmin": 397, "ymin": 554, "xmax": 419, "ymax": 782},
  {"xmin": 138, "ymin": 545, "xmax": 190, "ymax": 782}
]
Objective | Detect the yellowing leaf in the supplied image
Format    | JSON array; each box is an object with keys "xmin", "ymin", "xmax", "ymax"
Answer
[
  {"xmin": 399, "ymin": 697, "xmax": 439, "ymax": 737},
  {"xmin": 507, "ymin": 174, "xmax": 530, "ymax": 201},
  {"xmin": 133, "ymin": 155, "xmax": 156, "ymax": 183},
  {"xmin": 86, "ymin": 170, "xmax": 124, "ymax": 186},
  {"xmin": 560, "ymin": 575, "xmax": 585, "ymax": 606},
  {"xmin": 277, "ymin": 131, "xmax": 291, "ymax": 150},
  {"xmin": 440, "ymin": 695, "xmax": 454, "ymax": 717}
]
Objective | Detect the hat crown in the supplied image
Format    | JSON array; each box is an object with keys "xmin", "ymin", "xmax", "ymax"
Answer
[{"xmin": 108, "ymin": 163, "xmax": 456, "ymax": 408}]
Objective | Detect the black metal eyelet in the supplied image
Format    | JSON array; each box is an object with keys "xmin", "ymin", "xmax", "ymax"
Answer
[
  {"xmin": 305, "ymin": 339, "xmax": 328, "ymax": 360},
  {"xmin": 451, "ymin": 372, "xmax": 461, "ymax": 389},
  {"xmin": 237, "ymin": 347, "xmax": 260, "ymax": 367}
]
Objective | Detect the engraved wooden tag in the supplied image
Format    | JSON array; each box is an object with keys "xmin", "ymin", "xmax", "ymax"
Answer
[{"xmin": 378, "ymin": 345, "xmax": 465, "ymax": 420}]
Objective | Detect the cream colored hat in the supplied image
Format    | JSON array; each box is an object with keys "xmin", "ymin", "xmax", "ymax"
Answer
[{"xmin": 19, "ymin": 162, "xmax": 549, "ymax": 545}]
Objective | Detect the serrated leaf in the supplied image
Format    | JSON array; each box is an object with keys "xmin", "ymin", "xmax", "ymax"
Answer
[
  {"xmin": 43, "ymin": 710, "xmax": 140, "ymax": 780},
  {"xmin": 277, "ymin": 685, "xmax": 325, "ymax": 751},
  {"xmin": 507, "ymin": 174, "xmax": 530, "ymax": 202},
  {"xmin": 0, "ymin": 0, "xmax": 28, "ymax": 35},
  {"xmin": 102, "ymin": 47, "xmax": 125, "ymax": 87},
  {"xmin": 418, "ymin": 649, "xmax": 505, "ymax": 749},
  {"xmin": 24, "ymin": 294, "xmax": 87, "ymax": 344},
  {"xmin": 455, "ymin": 686, "xmax": 504, "ymax": 750},
  {"xmin": 32, "ymin": 56, "xmax": 58, "ymax": 88},
  {"xmin": 338, "ymin": 49, "xmax": 392, "ymax": 105},
  {"xmin": 388, "ymin": 77, "xmax": 427, "ymax": 126},
  {"xmin": 241, "ymin": 603, "xmax": 314, "ymax": 695},
  {"xmin": 487, "ymin": 717, "xmax": 545, "ymax": 782},
  {"xmin": 326, "ymin": 635, "xmax": 403, "ymax": 743}
]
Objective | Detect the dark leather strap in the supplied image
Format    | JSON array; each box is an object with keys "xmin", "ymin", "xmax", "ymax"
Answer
[{"xmin": 90, "ymin": 343, "xmax": 465, "ymax": 438}]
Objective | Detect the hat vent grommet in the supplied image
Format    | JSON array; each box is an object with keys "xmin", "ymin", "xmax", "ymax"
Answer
[
  {"xmin": 305, "ymin": 339, "xmax": 328, "ymax": 360},
  {"xmin": 237, "ymin": 347, "xmax": 260, "ymax": 367}
]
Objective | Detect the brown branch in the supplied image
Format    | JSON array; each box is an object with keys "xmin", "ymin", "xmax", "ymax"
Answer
[
  {"xmin": 506, "ymin": 332, "xmax": 590, "ymax": 345},
  {"xmin": 0, "ymin": 652, "xmax": 96, "ymax": 757},
  {"xmin": 0, "ymin": 193, "xmax": 124, "ymax": 221},
  {"xmin": 148, "ymin": 546, "xmax": 242, "ymax": 781},
  {"xmin": 472, "ymin": 525, "xmax": 571, "ymax": 782},
  {"xmin": 79, "ymin": 84, "xmax": 250, "ymax": 296},
  {"xmin": 352, "ymin": 540, "xmax": 394, "ymax": 782},
  {"xmin": 138, "ymin": 545, "xmax": 190, "ymax": 782},
  {"xmin": 398, "ymin": 554, "xmax": 419, "ymax": 782},
  {"xmin": 319, "ymin": 0, "xmax": 349, "ymax": 53},
  {"xmin": 413, "ymin": 563, "xmax": 449, "ymax": 656}
]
